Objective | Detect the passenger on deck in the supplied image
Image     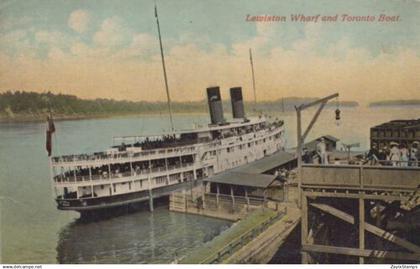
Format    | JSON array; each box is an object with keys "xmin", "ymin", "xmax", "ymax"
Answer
[
  {"xmin": 383, "ymin": 146, "xmax": 391, "ymax": 166},
  {"xmin": 317, "ymin": 138, "xmax": 328, "ymax": 164},
  {"xmin": 377, "ymin": 149, "xmax": 387, "ymax": 164},
  {"xmin": 302, "ymin": 148, "xmax": 312, "ymax": 163},
  {"xmin": 410, "ymin": 142, "xmax": 419, "ymax": 167},
  {"xmin": 389, "ymin": 142, "xmax": 400, "ymax": 166},
  {"xmin": 367, "ymin": 144, "xmax": 379, "ymax": 165},
  {"xmin": 400, "ymin": 144, "xmax": 409, "ymax": 167}
]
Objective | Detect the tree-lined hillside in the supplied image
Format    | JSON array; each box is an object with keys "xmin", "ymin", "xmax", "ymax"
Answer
[{"xmin": 0, "ymin": 91, "xmax": 358, "ymax": 121}]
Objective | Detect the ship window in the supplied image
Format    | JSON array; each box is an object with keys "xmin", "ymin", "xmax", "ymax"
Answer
[
  {"xmin": 101, "ymin": 185, "xmax": 104, "ymax": 189},
  {"xmin": 248, "ymin": 143, "xmax": 251, "ymax": 147},
  {"xmin": 263, "ymin": 138, "xmax": 266, "ymax": 143}
]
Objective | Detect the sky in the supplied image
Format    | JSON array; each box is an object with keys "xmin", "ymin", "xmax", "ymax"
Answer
[{"xmin": 0, "ymin": 0, "xmax": 419, "ymax": 104}]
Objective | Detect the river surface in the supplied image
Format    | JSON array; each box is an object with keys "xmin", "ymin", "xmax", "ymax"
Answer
[{"xmin": 1, "ymin": 107, "xmax": 419, "ymax": 263}]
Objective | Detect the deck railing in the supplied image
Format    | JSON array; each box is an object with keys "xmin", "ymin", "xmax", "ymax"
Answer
[
  {"xmin": 302, "ymin": 163, "xmax": 420, "ymax": 190},
  {"xmin": 54, "ymin": 163, "xmax": 194, "ymax": 184},
  {"xmin": 51, "ymin": 146, "xmax": 196, "ymax": 165}
]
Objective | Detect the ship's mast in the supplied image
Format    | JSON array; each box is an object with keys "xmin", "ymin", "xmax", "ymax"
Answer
[
  {"xmin": 155, "ymin": 4, "xmax": 174, "ymax": 131},
  {"xmin": 249, "ymin": 48, "xmax": 257, "ymax": 111}
]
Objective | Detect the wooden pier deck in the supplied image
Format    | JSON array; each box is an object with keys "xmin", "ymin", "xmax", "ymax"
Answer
[
  {"xmin": 180, "ymin": 208, "xmax": 281, "ymax": 264},
  {"xmin": 300, "ymin": 164, "xmax": 420, "ymax": 263},
  {"xmin": 175, "ymin": 184, "xmax": 301, "ymax": 264},
  {"xmin": 173, "ymin": 162, "xmax": 419, "ymax": 264},
  {"xmin": 224, "ymin": 203, "xmax": 300, "ymax": 263}
]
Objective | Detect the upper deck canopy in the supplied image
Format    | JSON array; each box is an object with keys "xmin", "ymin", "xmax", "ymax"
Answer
[{"xmin": 111, "ymin": 116, "xmax": 278, "ymax": 142}]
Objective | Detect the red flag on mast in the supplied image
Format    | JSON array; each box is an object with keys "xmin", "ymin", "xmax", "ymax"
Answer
[{"xmin": 46, "ymin": 116, "xmax": 55, "ymax": 156}]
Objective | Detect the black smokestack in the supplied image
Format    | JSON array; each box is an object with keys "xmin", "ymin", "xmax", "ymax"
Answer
[
  {"xmin": 230, "ymin": 87, "xmax": 245, "ymax": 119},
  {"xmin": 207, "ymin": 86, "xmax": 224, "ymax": 125}
]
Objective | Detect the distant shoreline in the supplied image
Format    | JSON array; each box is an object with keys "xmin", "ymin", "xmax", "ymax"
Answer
[
  {"xmin": 0, "ymin": 112, "xmax": 209, "ymax": 124},
  {"xmin": 0, "ymin": 91, "xmax": 359, "ymax": 123},
  {"xmin": 369, "ymin": 100, "xmax": 420, "ymax": 107},
  {"xmin": 369, "ymin": 104, "xmax": 420, "ymax": 108},
  {"xmin": 0, "ymin": 106, "xmax": 361, "ymax": 123}
]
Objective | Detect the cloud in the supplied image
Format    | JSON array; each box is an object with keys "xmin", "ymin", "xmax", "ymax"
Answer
[
  {"xmin": 68, "ymin": 9, "xmax": 90, "ymax": 33},
  {"xmin": 0, "ymin": 30, "xmax": 27, "ymax": 46},
  {"xmin": 93, "ymin": 16, "xmax": 130, "ymax": 47},
  {"xmin": 0, "ymin": 16, "xmax": 33, "ymax": 32},
  {"xmin": 292, "ymin": 23, "xmax": 323, "ymax": 54},
  {"xmin": 47, "ymin": 47, "xmax": 66, "ymax": 60},
  {"xmin": 0, "ymin": 30, "xmax": 33, "ymax": 53},
  {"xmin": 113, "ymin": 33, "xmax": 158, "ymax": 59},
  {"xmin": 0, "ymin": 17, "xmax": 419, "ymax": 104},
  {"xmin": 35, "ymin": 30, "xmax": 73, "ymax": 48}
]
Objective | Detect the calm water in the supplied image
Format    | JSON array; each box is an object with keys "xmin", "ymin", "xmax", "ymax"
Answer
[{"xmin": 1, "ymin": 107, "xmax": 419, "ymax": 263}]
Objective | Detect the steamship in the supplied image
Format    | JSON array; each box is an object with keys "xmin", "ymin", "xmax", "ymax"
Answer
[{"xmin": 50, "ymin": 87, "xmax": 286, "ymax": 213}]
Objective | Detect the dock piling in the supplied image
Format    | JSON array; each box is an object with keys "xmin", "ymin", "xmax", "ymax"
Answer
[{"xmin": 149, "ymin": 189, "xmax": 154, "ymax": 212}]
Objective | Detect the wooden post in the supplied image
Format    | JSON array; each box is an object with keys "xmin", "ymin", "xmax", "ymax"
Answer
[
  {"xmin": 263, "ymin": 189, "xmax": 267, "ymax": 207},
  {"xmin": 49, "ymin": 162, "xmax": 58, "ymax": 197},
  {"xmin": 216, "ymin": 184, "xmax": 220, "ymax": 207},
  {"xmin": 375, "ymin": 201, "xmax": 383, "ymax": 259},
  {"xmin": 148, "ymin": 157, "xmax": 153, "ymax": 212},
  {"xmin": 88, "ymin": 166, "xmax": 92, "ymax": 181},
  {"xmin": 245, "ymin": 187, "xmax": 250, "ymax": 211},
  {"xmin": 202, "ymin": 182, "xmax": 206, "ymax": 209},
  {"xmin": 149, "ymin": 159, "xmax": 152, "ymax": 174},
  {"xmin": 301, "ymin": 193, "xmax": 310, "ymax": 264},
  {"xmin": 108, "ymin": 163, "xmax": 111, "ymax": 179},
  {"xmin": 149, "ymin": 188, "xmax": 154, "ymax": 212},
  {"xmin": 230, "ymin": 186, "xmax": 235, "ymax": 209},
  {"xmin": 296, "ymin": 109, "xmax": 302, "ymax": 209},
  {"xmin": 284, "ymin": 182, "xmax": 288, "ymax": 202},
  {"xmin": 359, "ymin": 197, "xmax": 365, "ymax": 264},
  {"xmin": 295, "ymin": 93, "xmax": 338, "ymax": 209},
  {"xmin": 165, "ymin": 158, "xmax": 169, "ymax": 184}
]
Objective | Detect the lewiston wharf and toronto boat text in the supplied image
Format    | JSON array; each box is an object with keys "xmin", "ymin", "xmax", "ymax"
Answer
[{"xmin": 245, "ymin": 14, "xmax": 400, "ymax": 23}]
